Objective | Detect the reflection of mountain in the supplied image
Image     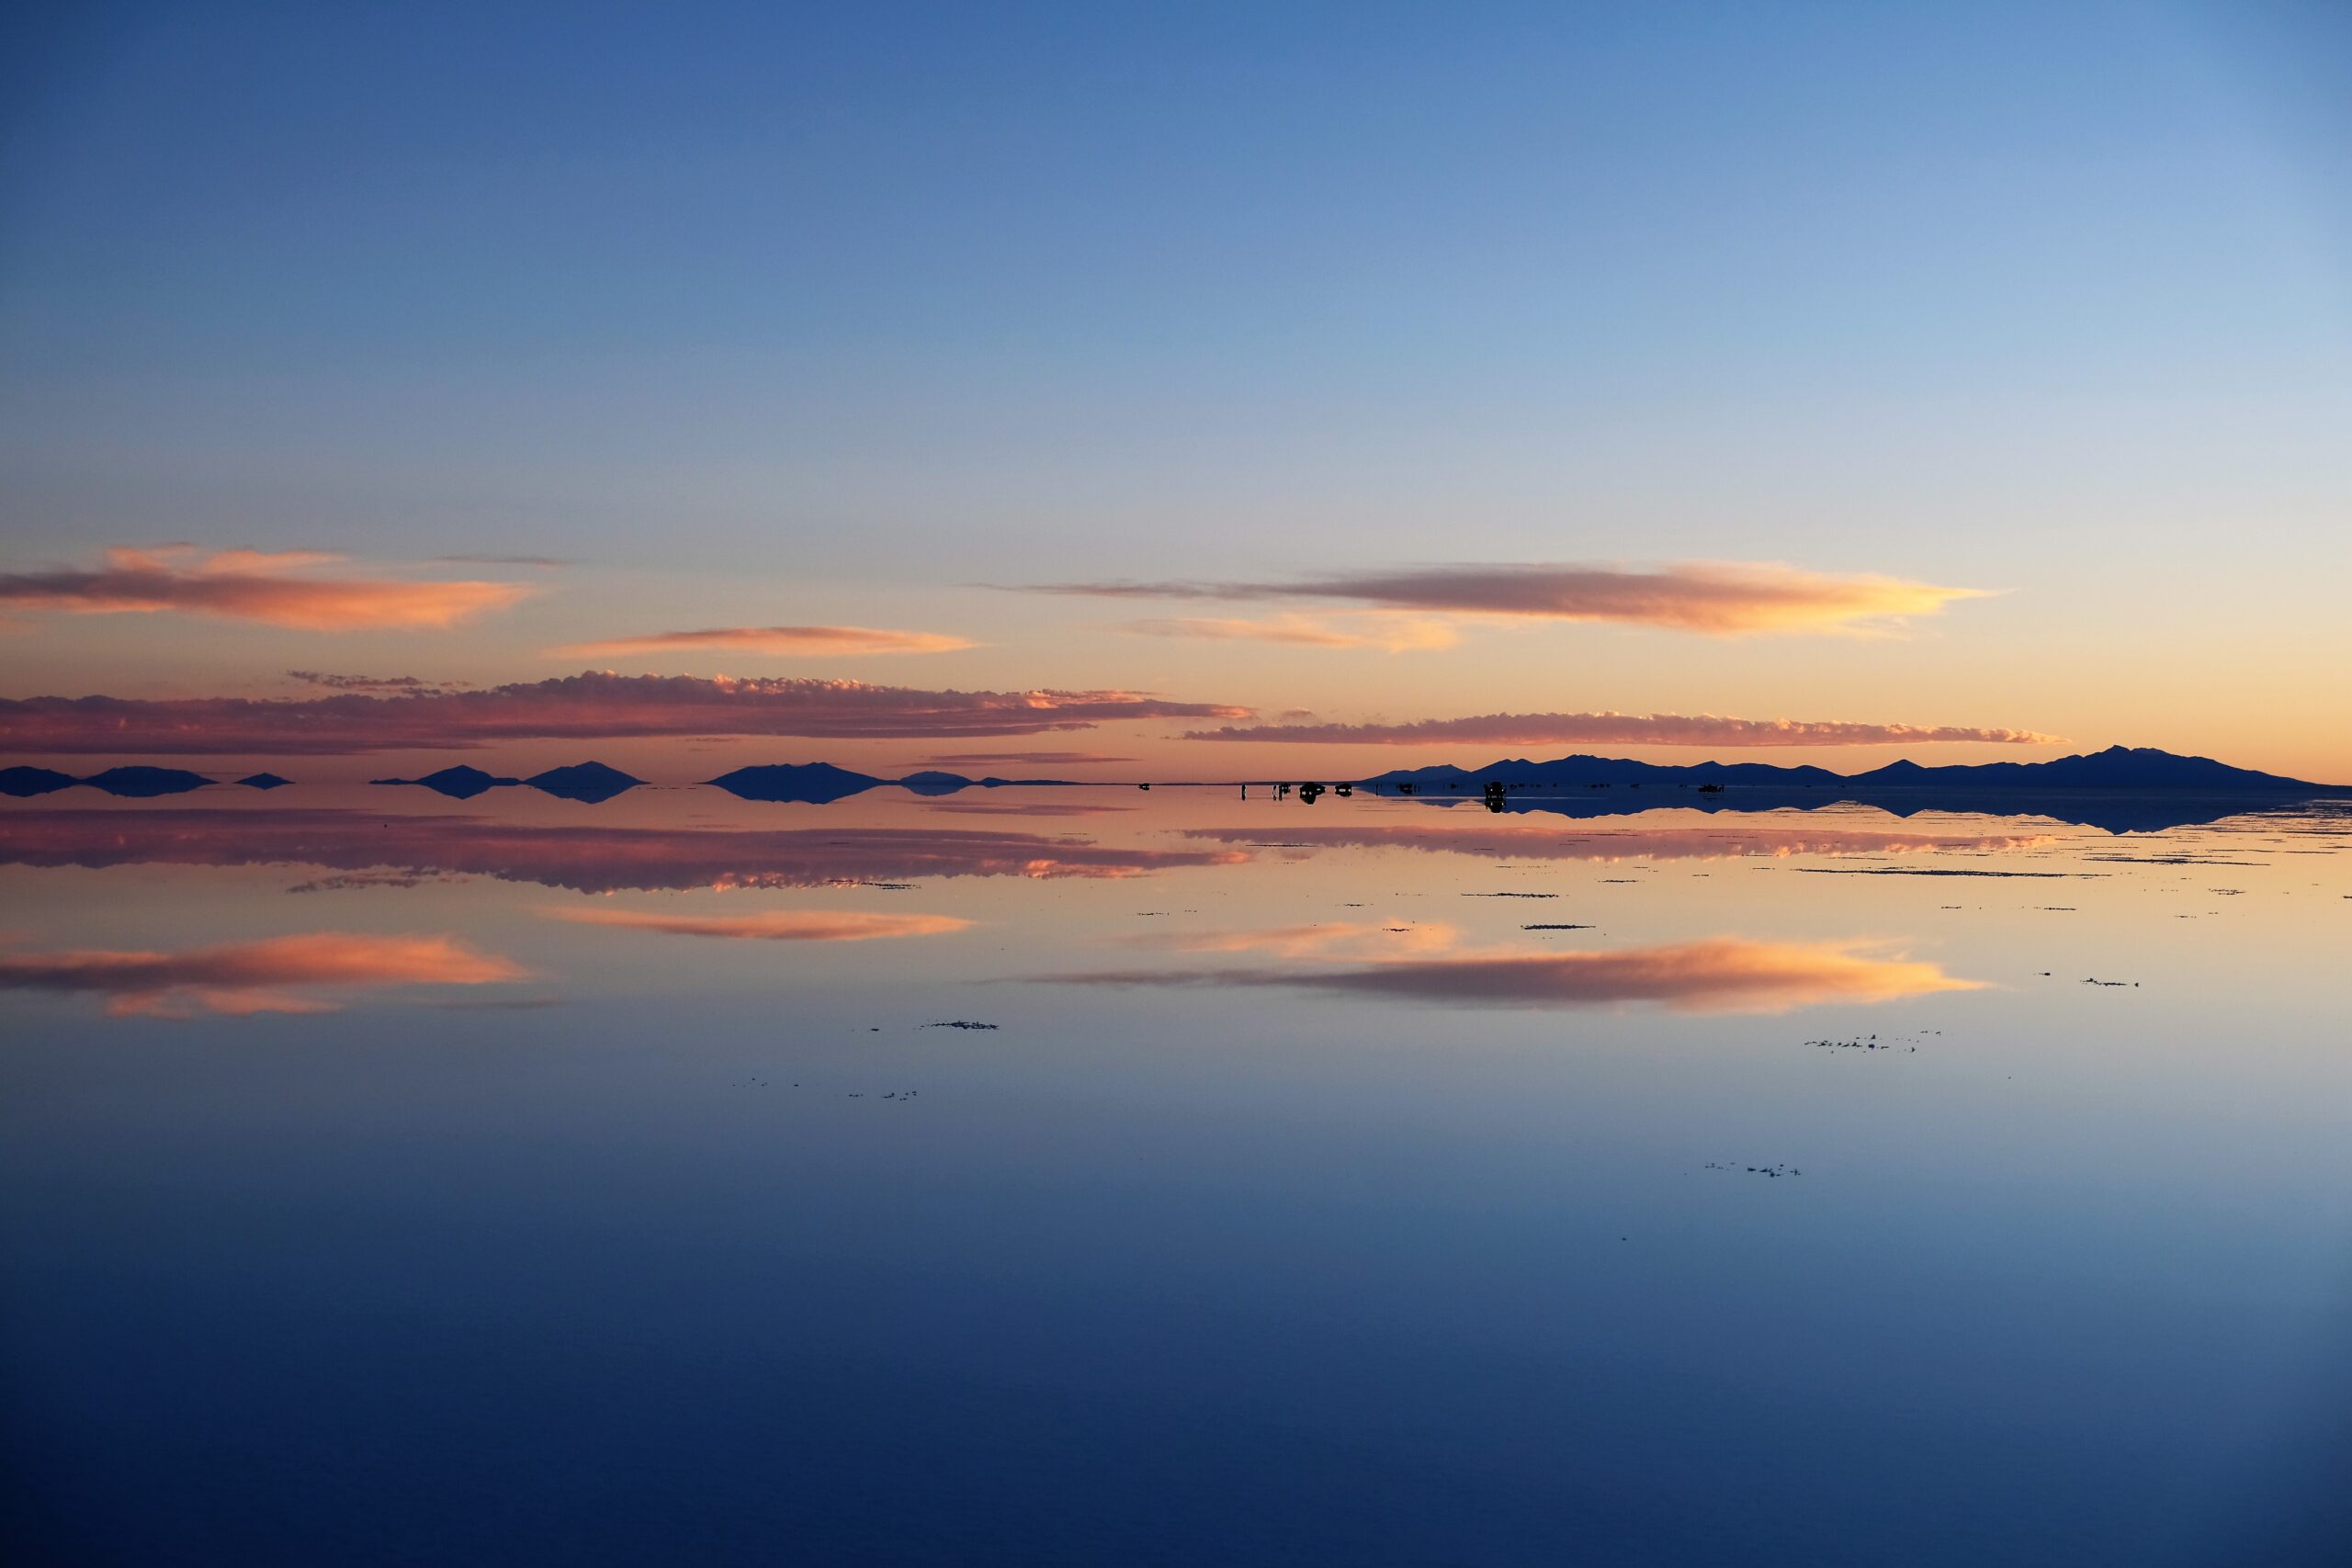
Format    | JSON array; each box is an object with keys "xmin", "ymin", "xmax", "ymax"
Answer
[
  {"xmin": 525, "ymin": 761, "xmax": 643, "ymax": 803},
  {"xmin": 238, "ymin": 773, "xmax": 293, "ymax": 790},
  {"xmin": 1, "ymin": 764, "xmax": 214, "ymax": 797},
  {"xmin": 0, "ymin": 808, "xmax": 1247, "ymax": 893},
  {"xmin": 1359, "ymin": 747, "xmax": 2347, "ymax": 831},
  {"xmin": 708, "ymin": 762, "xmax": 884, "ymax": 803},
  {"xmin": 1450, "ymin": 792, "xmax": 2291, "ymax": 835},
  {"xmin": 1186, "ymin": 822, "xmax": 2052, "ymax": 862},
  {"xmin": 369, "ymin": 764, "xmax": 520, "ymax": 799}
]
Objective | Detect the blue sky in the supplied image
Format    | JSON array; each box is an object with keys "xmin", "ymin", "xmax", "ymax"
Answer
[{"xmin": 3, "ymin": 1, "xmax": 2348, "ymax": 777}]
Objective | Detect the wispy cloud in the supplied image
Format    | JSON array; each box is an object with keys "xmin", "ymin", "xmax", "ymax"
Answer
[
  {"xmin": 543, "ymin": 908, "xmax": 971, "ymax": 942},
  {"xmin": 1047, "ymin": 936, "xmax": 1979, "ymax": 1014},
  {"xmin": 1033, "ymin": 560, "xmax": 1984, "ymax": 635},
  {"xmin": 922, "ymin": 751, "xmax": 1136, "ymax": 766},
  {"xmin": 556, "ymin": 626, "xmax": 975, "ymax": 658},
  {"xmin": 0, "ymin": 671, "xmax": 1252, "ymax": 755},
  {"xmin": 1117, "ymin": 614, "xmax": 1460, "ymax": 651},
  {"xmin": 1184, "ymin": 711, "xmax": 2058, "ymax": 747},
  {"xmin": 0, "ymin": 547, "xmax": 533, "ymax": 630},
  {"xmin": 0, "ymin": 931, "xmax": 526, "ymax": 1018}
]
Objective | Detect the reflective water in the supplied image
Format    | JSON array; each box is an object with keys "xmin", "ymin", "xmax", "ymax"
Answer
[{"xmin": 5, "ymin": 781, "xmax": 2350, "ymax": 1565}]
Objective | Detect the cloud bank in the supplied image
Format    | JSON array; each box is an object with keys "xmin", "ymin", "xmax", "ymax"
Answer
[
  {"xmin": 557, "ymin": 626, "xmax": 975, "ymax": 658},
  {"xmin": 0, "ymin": 547, "xmax": 532, "ymax": 630},
  {"xmin": 0, "ymin": 671, "xmax": 1252, "ymax": 755},
  {"xmin": 1036, "ymin": 560, "xmax": 1983, "ymax": 634},
  {"xmin": 1184, "ymin": 711, "xmax": 2057, "ymax": 747}
]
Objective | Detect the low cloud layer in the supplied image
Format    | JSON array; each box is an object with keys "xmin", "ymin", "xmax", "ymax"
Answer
[
  {"xmin": 1035, "ymin": 560, "xmax": 1984, "ymax": 635},
  {"xmin": 0, "ymin": 547, "xmax": 532, "ymax": 630},
  {"xmin": 0, "ymin": 931, "xmax": 525, "ymax": 1017},
  {"xmin": 0, "ymin": 809, "xmax": 1241, "ymax": 891},
  {"xmin": 557, "ymin": 626, "xmax": 975, "ymax": 658},
  {"xmin": 1185, "ymin": 711, "xmax": 2058, "ymax": 747},
  {"xmin": 1050, "ymin": 936, "xmax": 1979, "ymax": 1015},
  {"xmin": 0, "ymin": 671, "xmax": 1252, "ymax": 755},
  {"xmin": 543, "ymin": 908, "xmax": 971, "ymax": 942}
]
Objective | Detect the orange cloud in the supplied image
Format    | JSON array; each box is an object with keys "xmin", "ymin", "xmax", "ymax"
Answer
[
  {"xmin": 1050, "ymin": 936, "xmax": 1980, "ymax": 1015},
  {"xmin": 1187, "ymin": 711, "xmax": 2058, "ymax": 747},
  {"xmin": 1118, "ymin": 614, "xmax": 1460, "ymax": 651},
  {"xmin": 0, "ymin": 671, "xmax": 1253, "ymax": 754},
  {"xmin": 1032, "ymin": 560, "xmax": 1984, "ymax": 635},
  {"xmin": 556, "ymin": 626, "xmax": 975, "ymax": 658},
  {"xmin": 0, "ymin": 547, "xmax": 532, "ymax": 630},
  {"xmin": 543, "ymin": 907, "xmax": 971, "ymax": 942},
  {"xmin": 0, "ymin": 931, "xmax": 526, "ymax": 1018}
]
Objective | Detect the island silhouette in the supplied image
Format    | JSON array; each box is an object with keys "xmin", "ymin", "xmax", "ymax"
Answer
[
  {"xmin": 0, "ymin": 764, "xmax": 213, "ymax": 798},
  {"xmin": 1354, "ymin": 746, "xmax": 2349, "ymax": 834}
]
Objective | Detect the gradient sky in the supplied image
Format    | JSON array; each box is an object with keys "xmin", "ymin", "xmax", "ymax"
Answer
[{"xmin": 3, "ymin": 1, "xmax": 2348, "ymax": 781}]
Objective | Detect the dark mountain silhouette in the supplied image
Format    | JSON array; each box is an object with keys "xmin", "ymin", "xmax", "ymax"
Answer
[
  {"xmin": 238, "ymin": 773, "xmax": 293, "ymax": 790},
  {"xmin": 369, "ymin": 764, "xmax": 521, "ymax": 799},
  {"xmin": 1360, "ymin": 746, "xmax": 2346, "ymax": 833},
  {"xmin": 899, "ymin": 770, "xmax": 976, "ymax": 795},
  {"xmin": 0, "ymin": 765, "xmax": 78, "ymax": 797},
  {"xmin": 707, "ymin": 762, "xmax": 884, "ymax": 804},
  {"xmin": 1363, "ymin": 746, "xmax": 2341, "ymax": 797},
  {"xmin": 526, "ymin": 761, "xmax": 643, "ymax": 803},
  {"xmin": 85, "ymin": 766, "xmax": 214, "ymax": 797}
]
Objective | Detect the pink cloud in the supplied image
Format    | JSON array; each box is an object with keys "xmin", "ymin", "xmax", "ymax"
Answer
[
  {"xmin": 0, "ymin": 931, "xmax": 526, "ymax": 1018},
  {"xmin": 0, "ymin": 547, "xmax": 532, "ymax": 630},
  {"xmin": 1185, "ymin": 711, "xmax": 2058, "ymax": 747},
  {"xmin": 1117, "ymin": 614, "xmax": 1459, "ymax": 651},
  {"xmin": 0, "ymin": 671, "xmax": 1252, "ymax": 755},
  {"xmin": 542, "ymin": 908, "xmax": 971, "ymax": 942},
  {"xmin": 1032, "ymin": 560, "xmax": 1985, "ymax": 634},
  {"xmin": 1049, "ymin": 936, "xmax": 1980, "ymax": 1015},
  {"xmin": 556, "ymin": 626, "xmax": 975, "ymax": 658}
]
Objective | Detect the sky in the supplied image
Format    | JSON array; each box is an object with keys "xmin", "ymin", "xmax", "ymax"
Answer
[{"xmin": 3, "ymin": 0, "xmax": 2348, "ymax": 782}]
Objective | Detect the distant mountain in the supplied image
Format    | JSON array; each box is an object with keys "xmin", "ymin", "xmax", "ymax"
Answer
[
  {"xmin": 0, "ymin": 765, "xmax": 79, "ymax": 797},
  {"xmin": 369, "ymin": 764, "xmax": 521, "ymax": 799},
  {"xmin": 1361, "ymin": 746, "xmax": 2343, "ymax": 797},
  {"xmin": 707, "ymin": 762, "xmax": 884, "ymax": 804},
  {"xmin": 526, "ymin": 761, "xmax": 642, "ymax": 803},
  {"xmin": 898, "ymin": 770, "xmax": 975, "ymax": 795},
  {"xmin": 238, "ymin": 773, "xmax": 293, "ymax": 790},
  {"xmin": 85, "ymin": 766, "xmax": 214, "ymax": 798}
]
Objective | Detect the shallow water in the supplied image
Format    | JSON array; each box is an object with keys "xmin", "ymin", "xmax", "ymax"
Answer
[{"xmin": 5, "ymin": 780, "xmax": 2350, "ymax": 1565}]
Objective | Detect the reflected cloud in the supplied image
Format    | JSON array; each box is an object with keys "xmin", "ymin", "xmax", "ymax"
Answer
[
  {"xmin": 1186, "ymin": 822, "xmax": 2052, "ymax": 862},
  {"xmin": 1148, "ymin": 919, "xmax": 1463, "ymax": 959},
  {"xmin": 543, "ymin": 908, "xmax": 970, "ymax": 942},
  {"xmin": 1034, "ymin": 560, "xmax": 1984, "ymax": 634},
  {"xmin": 1050, "ymin": 937, "xmax": 1979, "ymax": 1014},
  {"xmin": 0, "ymin": 931, "xmax": 526, "ymax": 1018},
  {"xmin": 0, "ymin": 547, "xmax": 531, "ymax": 630},
  {"xmin": 1188, "ymin": 711, "xmax": 2057, "ymax": 747},
  {"xmin": 556, "ymin": 626, "xmax": 975, "ymax": 658},
  {"xmin": 0, "ymin": 672, "xmax": 1250, "ymax": 755},
  {"xmin": 0, "ymin": 808, "xmax": 1244, "ymax": 893}
]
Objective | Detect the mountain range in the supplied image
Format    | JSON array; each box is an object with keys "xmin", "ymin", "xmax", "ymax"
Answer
[{"xmin": 1359, "ymin": 746, "xmax": 2343, "ymax": 796}]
